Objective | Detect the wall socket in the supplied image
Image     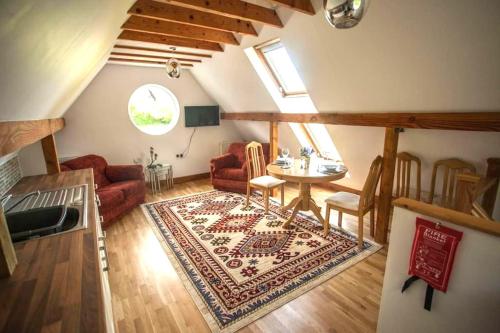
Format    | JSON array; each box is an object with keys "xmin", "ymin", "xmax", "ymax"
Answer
[{"xmin": 176, "ymin": 153, "xmax": 184, "ymax": 158}]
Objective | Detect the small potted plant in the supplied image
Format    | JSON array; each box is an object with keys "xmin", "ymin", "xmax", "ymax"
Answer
[
  {"xmin": 299, "ymin": 146, "xmax": 314, "ymax": 169},
  {"xmin": 147, "ymin": 147, "xmax": 162, "ymax": 169}
]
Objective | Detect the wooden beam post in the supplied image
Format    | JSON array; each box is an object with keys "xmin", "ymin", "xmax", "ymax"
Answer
[
  {"xmin": 375, "ymin": 128, "xmax": 400, "ymax": 244},
  {"xmin": 0, "ymin": 207, "xmax": 17, "ymax": 277},
  {"xmin": 269, "ymin": 121, "xmax": 278, "ymax": 196},
  {"xmin": 41, "ymin": 134, "xmax": 61, "ymax": 174},
  {"xmin": 482, "ymin": 158, "xmax": 500, "ymax": 216}
]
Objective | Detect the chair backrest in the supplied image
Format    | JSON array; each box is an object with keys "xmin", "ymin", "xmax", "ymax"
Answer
[
  {"xmin": 245, "ymin": 141, "xmax": 266, "ymax": 181},
  {"xmin": 395, "ymin": 152, "xmax": 422, "ymax": 200},
  {"xmin": 359, "ymin": 155, "xmax": 383, "ymax": 212},
  {"xmin": 428, "ymin": 158, "xmax": 476, "ymax": 207},
  {"xmin": 227, "ymin": 142, "xmax": 271, "ymax": 168}
]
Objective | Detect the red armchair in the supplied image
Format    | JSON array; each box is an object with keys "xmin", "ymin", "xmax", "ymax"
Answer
[
  {"xmin": 60, "ymin": 154, "xmax": 145, "ymax": 228},
  {"xmin": 210, "ymin": 142, "xmax": 270, "ymax": 193}
]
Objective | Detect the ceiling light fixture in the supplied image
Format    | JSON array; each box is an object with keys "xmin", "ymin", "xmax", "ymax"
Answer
[
  {"xmin": 323, "ymin": 0, "xmax": 369, "ymax": 29},
  {"xmin": 166, "ymin": 47, "xmax": 181, "ymax": 79}
]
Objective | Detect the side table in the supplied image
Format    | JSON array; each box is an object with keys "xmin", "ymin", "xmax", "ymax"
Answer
[{"xmin": 147, "ymin": 164, "xmax": 173, "ymax": 195}]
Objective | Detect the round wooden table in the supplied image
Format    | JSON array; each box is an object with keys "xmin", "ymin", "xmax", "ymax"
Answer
[{"xmin": 267, "ymin": 162, "xmax": 347, "ymax": 230}]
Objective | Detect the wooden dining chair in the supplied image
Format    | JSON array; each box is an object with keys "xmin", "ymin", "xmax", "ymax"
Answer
[
  {"xmin": 395, "ymin": 152, "xmax": 422, "ymax": 201},
  {"xmin": 245, "ymin": 141, "xmax": 285, "ymax": 214},
  {"xmin": 324, "ymin": 156, "xmax": 383, "ymax": 249},
  {"xmin": 428, "ymin": 158, "xmax": 476, "ymax": 208}
]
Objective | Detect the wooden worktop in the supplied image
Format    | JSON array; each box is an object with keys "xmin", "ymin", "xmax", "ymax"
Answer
[{"xmin": 0, "ymin": 169, "xmax": 105, "ymax": 333}]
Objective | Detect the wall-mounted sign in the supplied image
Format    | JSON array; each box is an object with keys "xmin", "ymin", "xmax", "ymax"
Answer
[{"xmin": 401, "ymin": 217, "xmax": 463, "ymax": 310}]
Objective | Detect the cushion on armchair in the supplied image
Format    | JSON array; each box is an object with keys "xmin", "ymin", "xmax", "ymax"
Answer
[{"xmin": 210, "ymin": 142, "xmax": 270, "ymax": 193}]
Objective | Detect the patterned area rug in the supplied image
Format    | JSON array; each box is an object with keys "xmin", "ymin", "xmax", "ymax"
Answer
[{"xmin": 142, "ymin": 190, "xmax": 381, "ymax": 333}]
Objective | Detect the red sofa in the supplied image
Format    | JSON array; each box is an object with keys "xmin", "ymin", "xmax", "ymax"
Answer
[
  {"xmin": 60, "ymin": 155, "xmax": 145, "ymax": 228},
  {"xmin": 210, "ymin": 142, "xmax": 270, "ymax": 193}
]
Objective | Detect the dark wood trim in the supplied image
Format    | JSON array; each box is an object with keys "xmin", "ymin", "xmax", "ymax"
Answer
[
  {"xmin": 108, "ymin": 57, "xmax": 194, "ymax": 67},
  {"xmin": 169, "ymin": 0, "xmax": 283, "ymax": 27},
  {"xmin": 375, "ymin": 128, "xmax": 399, "ymax": 244},
  {"xmin": 110, "ymin": 52, "xmax": 202, "ymax": 63},
  {"xmin": 118, "ymin": 30, "xmax": 223, "ymax": 52},
  {"xmin": 173, "ymin": 172, "xmax": 210, "ymax": 184},
  {"xmin": 268, "ymin": 0, "xmax": 315, "ymax": 15},
  {"xmin": 114, "ymin": 45, "xmax": 212, "ymax": 58},
  {"xmin": 220, "ymin": 112, "xmax": 500, "ymax": 131},
  {"xmin": 482, "ymin": 158, "xmax": 500, "ymax": 216},
  {"xmin": 129, "ymin": 0, "xmax": 257, "ymax": 36},
  {"xmin": 41, "ymin": 134, "xmax": 61, "ymax": 174},
  {"xmin": 0, "ymin": 118, "xmax": 65, "ymax": 157},
  {"xmin": 122, "ymin": 16, "xmax": 239, "ymax": 45}
]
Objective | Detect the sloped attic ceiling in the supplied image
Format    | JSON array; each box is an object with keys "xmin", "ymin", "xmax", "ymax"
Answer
[
  {"xmin": 0, "ymin": 0, "xmax": 135, "ymax": 121},
  {"xmin": 191, "ymin": 0, "xmax": 500, "ymax": 112}
]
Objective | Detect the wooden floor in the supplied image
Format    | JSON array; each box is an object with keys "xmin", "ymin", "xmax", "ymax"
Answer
[{"xmin": 106, "ymin": 179, "xmax": 387, "ymax": 333}]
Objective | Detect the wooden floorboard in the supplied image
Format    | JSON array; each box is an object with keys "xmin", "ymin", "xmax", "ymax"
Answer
[{"xmin": 106, "ymin": 179, "xmax": 387, "ymax": 333}]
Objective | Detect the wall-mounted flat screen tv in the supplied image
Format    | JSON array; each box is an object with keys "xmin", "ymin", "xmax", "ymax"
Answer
[{"xmin": 184, "ymin": 105, "xmax": 220, "ymax": 127}]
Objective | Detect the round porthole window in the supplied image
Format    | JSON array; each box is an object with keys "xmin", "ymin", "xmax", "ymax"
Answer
[{"xmin": 128, "ymin": 84, "xmax": 180, "ymax": 135}]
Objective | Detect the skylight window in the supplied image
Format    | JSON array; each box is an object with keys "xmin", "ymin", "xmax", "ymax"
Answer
[
  {"xmin": 246, "ymin": 39, "xmax": 345, "ymax": 165},
  {"xmin": 255, "ymin": 41, "xmax": 307, "ymax": 97}
]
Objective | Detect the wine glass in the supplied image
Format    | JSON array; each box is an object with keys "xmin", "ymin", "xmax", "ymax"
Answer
[{"xmin": 282, "ymin": 147, "xmax": 290, "ymax": 159}]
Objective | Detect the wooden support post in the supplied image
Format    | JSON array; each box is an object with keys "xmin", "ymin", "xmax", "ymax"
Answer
[
  {"xmin": 0, "ymin": 207, "xmax": 17, "ymax": 277},
  {"xmin": 269, "ymin": 121, "xmax": 279, "ymax": 196},
  {"xmin": 482, "ymin": 158, "xmax": 500, "ymax": 216},
  {"xmin": 375, "ymin": 128, "xmax": 399, "ymax": 244},
  {"xmin": 41, "ymin": 134, "xmax": 61, "ymax": 174}
]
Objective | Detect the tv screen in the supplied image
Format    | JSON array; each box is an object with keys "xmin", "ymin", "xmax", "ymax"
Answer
[{"xmin": 184, "ymin": 105, "xmax": 220, "ymax": 127}]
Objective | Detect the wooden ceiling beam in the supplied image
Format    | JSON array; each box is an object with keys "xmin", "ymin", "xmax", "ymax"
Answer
[
  {"xmin": 114, "ymin": 44, "xmax": 212, "ymax": 58},
  {"xmin": 110, "ymin": 52, "xmax": 202, "ymax": 62},
  {"xmin": 167, "ymin": 0, "xmax": 283, "ymax": 28},
  {"xmin": 129, "ymin": 0, "xmax": 257, "ymax": 35},
  {"xmin": 220, "ymin": 112, "xmax": 500, "ymax": 131},
  {"xmin": 122, "ymin": 16, "xmax": 238, "ymax": 45},
  {"xmin": 118, "ymin": 30, "xmax": 223, "ymax": 52},
  {"xmin": 0, "ymin": 119, "xmax": 65, "ymax": 157},
  {"xmin": 108, "ymin": 57, "xmax": 194, "ymax": 67},
  {"xmin": 268, "ymin": 0, "xmax": 315, "ymax": 15}
]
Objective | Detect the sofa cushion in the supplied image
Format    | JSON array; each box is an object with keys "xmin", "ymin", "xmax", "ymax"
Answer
[
  {"xmin": 101, "ymin": 180, "xmax": 144, "ymax": 198},
  {"xmin": 97, "ymin": 189, "xmax": 125, "ymax": 209},
  {"xmin": 214, "ymin": 167, "xmax": 247, "ymax": 181}
]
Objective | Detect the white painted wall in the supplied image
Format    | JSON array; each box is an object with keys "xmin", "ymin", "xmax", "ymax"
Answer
[
  {"xmin": 0, "ymin": 0, "xmax": 133, "ymax": 121},
  {"xmin": 18, "ymin": 64, "xmax": 242, "ymax": 178},
  {"xmin": 378, "ymin": 206, "xmax": 500, "ymax": 332},
  {"xmin": 191, "ymin": 0, "xmax": 500, "ymax": 209}
]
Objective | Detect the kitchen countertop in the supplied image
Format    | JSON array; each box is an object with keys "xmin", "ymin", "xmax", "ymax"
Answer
[{"xmin": 0, "ymin": 169, "xmax": 106, "ymax": 333}]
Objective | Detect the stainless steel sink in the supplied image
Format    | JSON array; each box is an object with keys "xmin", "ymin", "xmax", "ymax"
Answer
[{"xmin": 2, "ymin": 184, "xmax": 88, "ymax": 242}]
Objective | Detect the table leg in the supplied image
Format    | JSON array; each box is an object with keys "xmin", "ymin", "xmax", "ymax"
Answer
[
  {"xmin": 282, "ymin": 182, "xmax": 326, "ymax": 230},
  {"xmin": 283, "ymin": 197, "xmax": 300, "ymax": 211},
  {"xmin": 284, "ymin": 199, "xmax": 302, "ymax": 228}
]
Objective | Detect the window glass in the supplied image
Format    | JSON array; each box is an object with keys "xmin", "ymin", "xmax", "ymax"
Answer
[
  {"xmin": 260, "ymin": 42, "xmax": 307, "ymax": 96},
  {"xmin": 128, "ymin": 84, "xmax": 180, "ymax": 135}
]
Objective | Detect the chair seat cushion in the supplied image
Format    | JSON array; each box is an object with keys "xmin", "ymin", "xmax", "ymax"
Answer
[
  {"xmin": 325, "ymin": 192, "xmax": 360, "ymax": 211},
  {"xmin": 250, "ymin": 175, "xmax": 285, "ymax": 188},
  {"xmin": 214, "ymin": 167, "xmax": 247, "ymax": 181}
]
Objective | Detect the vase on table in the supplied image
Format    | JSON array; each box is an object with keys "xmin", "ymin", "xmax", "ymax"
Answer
[{"xmin": 300, "ymin": 157, "xmax": 311, "ymax": 169}]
